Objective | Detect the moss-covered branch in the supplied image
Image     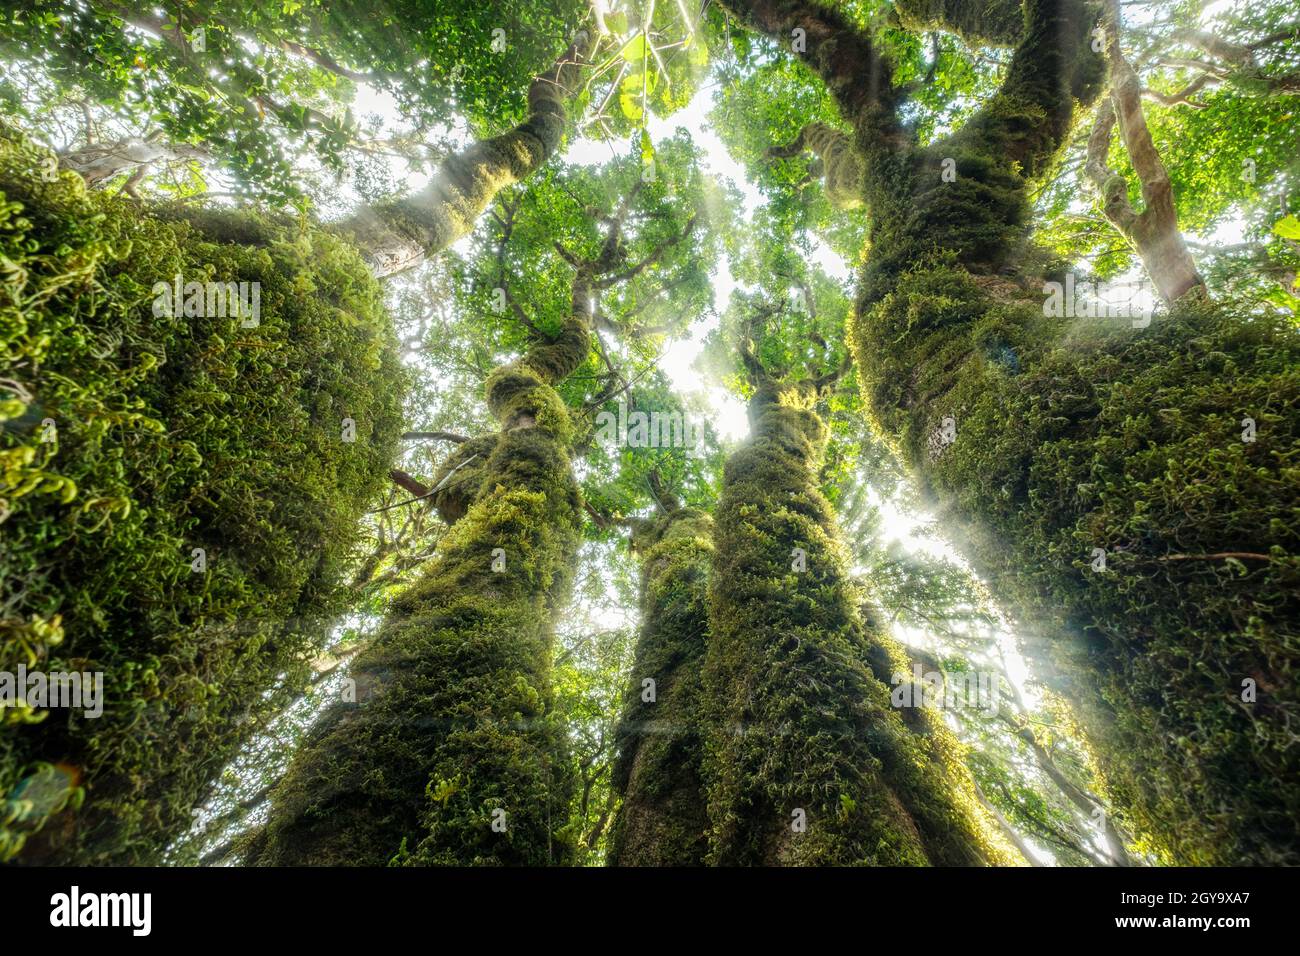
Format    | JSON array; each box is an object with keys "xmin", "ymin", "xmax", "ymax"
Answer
[
  {"xmin": 853, "ymin": 0, "xmax": 1101, "ymax": 294},
  {"xmin": 336, "ymin": 30, "xmax": 595, "ymax": 278},
  {"xmin": 718, "ymin": 0, "xmax": 902, "ymax": 143},
  {"xmin": 769, "ymin": 122, "xmax": 863, "ymax": 210},
  {"xmin": 938, "ymin": 0, "xmax": 1103, "ymax": 180},
  {"xmin": 892, "ymin": 0, "xmax": 1026, "ymax": 46}
]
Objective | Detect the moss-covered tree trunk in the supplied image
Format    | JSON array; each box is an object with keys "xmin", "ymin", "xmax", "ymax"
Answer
[
  {"xmin": 248, "ymin": 282, "xmax": 592, "ymax": 866},
  {"xmin": 336, "ymin": 30, "xmax": 594, "ymax": 278},
  {"xmin": 702, "ymin": 373, "xmax": 1017, "ymax": 866},
  {"xmin": 607, "ymin": 496, "xmax": 713, "ymax": 866},
  {"xmin": 0, "ymin": 127, "xmax": 406, "ymax": 863},
  {"xmin": 725, "ymin": 0, "xmax": 1300, "ymax": 863}
]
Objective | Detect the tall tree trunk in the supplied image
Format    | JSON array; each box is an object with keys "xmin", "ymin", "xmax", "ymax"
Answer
[
  {"xmin": 247, "ymin": 288, "xmax": 592, "ymax": 866},
  {"xmin": 0, "ymin": 128, "xmax": 406, "ymax": 863},
  {"xmin": 724, "ymin": 0, "xmax": 1300, "ymax": 863},
  {"xmin": 335, "ymin": 31, "xmax": 594, "ymax": 279},
  {"xmin": 607, "ymin": 500, "xmax": 713, "ymax": 866},
  {"xmin": 702, "ymin": 375, "xmax": 1019, "ymax": 865}
]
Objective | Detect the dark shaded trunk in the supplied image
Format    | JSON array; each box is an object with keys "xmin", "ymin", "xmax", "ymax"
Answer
[
  {"xmin": 893, "ymin": 0, "xmax": 1026, "ymax": 46},
  {"xmin": 607, "ymin": 504, "xmax": 713, "ymax": 866}
]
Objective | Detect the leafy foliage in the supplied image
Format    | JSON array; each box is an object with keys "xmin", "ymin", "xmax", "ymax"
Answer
[{"xmin": 0, "ymin": 0, "xmax": 586, "ymax": 202}]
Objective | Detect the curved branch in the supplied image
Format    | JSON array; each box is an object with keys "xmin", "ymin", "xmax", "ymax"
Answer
[
  {"xmin": 595, "ymin": 215, "xmax": 697, "ymax": 288},
  {"xmin": 276, "ymin": 37, "xmax": 385, "ymax": 83},
  {"xmin": 939, "ymin": 0, "xmax": 1106, "ymax": 182},
  {"xmin": 718, "ymin": 0, "xmax": 902, "ymax": 142},
  {"xmin": 1141, "ymin": 73, "xmax": 1215, "ymax": 108},
  {"xmin": 768, "ymin": 122, "xmax": 864, "ymax": 209},
  {"xmin": 1097, "ymin": 0, "xmax": 1203, "ymax": 304},
  {"xmin": 337, "ymin": 29, "xmax": 596, "ymax": 278},
  {"xmin": 1084, "ymin": 99, "xmax": 1138, "ymax": 234},
  {"xmin": 893, "ymin": 0, "xmax": 1025, "ymax": 47}
]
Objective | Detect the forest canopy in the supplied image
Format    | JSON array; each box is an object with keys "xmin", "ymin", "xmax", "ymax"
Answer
[{"xmin": 0, "ymin": 0, "xmax": 1297, "ymax": 870}]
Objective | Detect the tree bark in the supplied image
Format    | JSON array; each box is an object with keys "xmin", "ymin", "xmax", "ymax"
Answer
[
  {"xmin": 1085, "ymin": 4, "xmax": 1203, "ymax": 305},
  {"xmin": 893, "ymin": 0, "xmax": 1026, "ymax": 46},
  {"xmin": 58, "ymin": 137, "xmax": 210, "ymax": 186},
  {"xmin": 728, "ymin": 0, "xmax": 1300, "ymax": 865}
]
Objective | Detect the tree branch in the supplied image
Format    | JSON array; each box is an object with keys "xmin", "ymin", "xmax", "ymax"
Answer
[
  {"xmin": 389, "ymin": 468, "xmax": 431, "ymax": 498},
  {"xmin": 276, "ymin": 37, "xmax": 384, "ymax": 83},
  {"xmin": 1097, "ymin": 0, "xmax": 1203, "ymax": 304},
  {"xmin": 402, "ymin": 430, "xmax": 470, "ymax": 444},
  {"xmin": 718, "ymin": 0, "xmax": 901, "ymax": 139},
  {"xmin": 595, "ymin": 215, "xmax": 697, "ymax": 288},
  {"xmin": 892, "ymin": 0, "xmax": 1025, "ymax": 47}
]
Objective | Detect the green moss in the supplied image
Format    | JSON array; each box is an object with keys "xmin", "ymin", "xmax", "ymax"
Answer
[
  {"xmin": 851, "ymin": 254, "xmax": 1300, "ymax": 864},
  {"xmin": 852, "ymin": 0, "xmax": 1102, "ymax": 297},
  {"xmin": 893, "ymin": 0, "xmax": 1026, "ymax": 46},
  {"xmin": 430, "ymin": 434, "xmax": 501, "ymax": 525},
  {"xmin": 0, "ymin": 126, "xmax": 406, "ymax": 863},
  {"xmin": 702, "ymin": 379, "xmax": 1017, "ymax": 865},
  {"xmin": 822, "ymin": 0, "xmax": 1293, "ymax": 865},
  {"xmin": 854, "ymin": 612, "xmax": 1018, "ymax": 865},
  {"xmin": 608, "ymin": 507, "xmax": 713, "ymax": 866},
  {"xmin": 335, "ymin": 31, "xmax": 590, "ymax": 276},
  {"xmin": 251, "ymin": 306, "xmax": 590, "ymax": 866},
  {"xmin": 779, "ymin": 123, "xmax": 864, "ymax": 211}
]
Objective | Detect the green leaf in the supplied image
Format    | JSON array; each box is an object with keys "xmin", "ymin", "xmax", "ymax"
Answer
[
  {"xmin": 619, "ymin": 91, "xmax": 643, "ymax": 122},
  {"xmin": 619, "ymin": 34, "xmax": 649, "ymax": 63},
  {"xmin": 1272, "ymin": 215, "xmax": 1300, "ymax": 241}
]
